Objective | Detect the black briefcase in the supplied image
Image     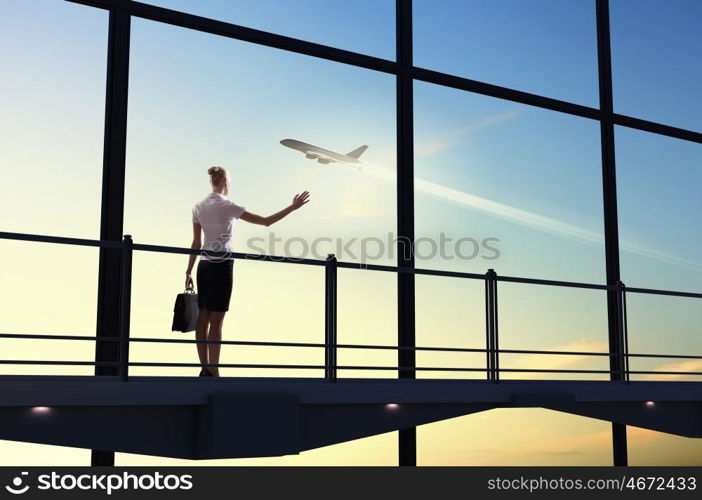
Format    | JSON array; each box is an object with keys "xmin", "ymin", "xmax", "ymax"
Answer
[{"xmin": 171, "ymin": 288, "xmax": 199, "ymax": 333}]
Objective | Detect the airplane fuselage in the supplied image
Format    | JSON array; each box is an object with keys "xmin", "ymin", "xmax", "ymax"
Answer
[{"xmin": 280, "ymin": 139, "xmax": 365, "ymax": 168}]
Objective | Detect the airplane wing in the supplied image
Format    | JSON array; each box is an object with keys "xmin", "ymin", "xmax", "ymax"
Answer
[
  {"xmin": 313, "ymin": 151, "xmax": 363, "ymax": 170},
  {"xmin": 311, "ymin": 152, "xmax": 337, "ymax": 165}
]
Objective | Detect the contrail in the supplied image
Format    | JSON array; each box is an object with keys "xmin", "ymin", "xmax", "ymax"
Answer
[{"xmin": 361, "ymin": 164, "xmax": 702, "ymax": 273}]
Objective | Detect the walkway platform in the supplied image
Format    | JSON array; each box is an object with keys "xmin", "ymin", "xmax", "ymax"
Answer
[{"xmin": 0, "ymin": 376, "xmax": 699, "ymax": 459}]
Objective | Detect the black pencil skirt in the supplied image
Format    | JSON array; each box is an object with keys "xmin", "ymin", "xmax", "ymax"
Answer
[{"xmin": 196, "ymin": 259, "xmax": 234, "ymax": 312}]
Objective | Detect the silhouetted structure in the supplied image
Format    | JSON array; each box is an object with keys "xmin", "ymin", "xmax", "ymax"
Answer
[{"xmin": 1, "ymin": 0, "xmax": 701, "ymax": 466}]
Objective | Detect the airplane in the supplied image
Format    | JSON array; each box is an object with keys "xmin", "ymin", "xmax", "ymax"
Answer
[{"xmin": 280, "ymin": 138, "xmax": 367, "ymax": 170}]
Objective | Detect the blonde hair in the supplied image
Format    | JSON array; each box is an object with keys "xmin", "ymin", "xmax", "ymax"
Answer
[{"xmin": 208, "ymin": 166, "xmax": 227, "ymax": 187}]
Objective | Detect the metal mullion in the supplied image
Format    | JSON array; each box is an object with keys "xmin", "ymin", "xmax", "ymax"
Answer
[
  {"xmin": 596, "ymin": 0, "xmax": 628, "ymax": 467},
  {"xmin": 92, "ymin": 7, "xmax": 131, "ymax": 467},
  {"xmin": 396, "ymin": 0, "xmax": 416, "ymax": 468},
  {"xmin": 65, "ymin": 0, "xmax": 702, "ymax": 146}
]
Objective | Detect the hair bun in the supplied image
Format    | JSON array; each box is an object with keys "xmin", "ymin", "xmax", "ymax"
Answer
[{"xmin": 207, "ymin": 166, "xmax": 227, "ymax": 186}]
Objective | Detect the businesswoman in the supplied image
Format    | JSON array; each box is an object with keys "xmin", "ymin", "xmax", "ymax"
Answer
[{"xmin": 185, "ymin": 166, "xmax": 310, "ymax": 377}]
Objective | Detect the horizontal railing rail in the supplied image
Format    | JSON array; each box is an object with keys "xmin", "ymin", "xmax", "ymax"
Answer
[
  {"xmin": 2, "ymin": 331, "xmax": 701, "ymax": 360},
  {"xmin": 0, "ymin": 358, "xmax": 700, "ymax": 378},
  {"xmin": 1, "ymin": 230, "xmax": 701, "ymax": 381},
  {"xmin": 4, "ymin": 230, "xmax": 701, "ymax": 298}
]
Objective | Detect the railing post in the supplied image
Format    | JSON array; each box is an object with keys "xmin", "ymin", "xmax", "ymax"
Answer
[
  {"xmin": 485, "ymin": 270, "xmax": 492, "ymax": 380},
  {"xmin": 616, "ymin": 280, "xmax": 630, "ymax": 383},
  {"xmin": 493, "ymin": 270, "xmax": 500, "ymax": 382},
  {"xmin": 325, "ymin": 253, "xmax": 337, "ymax": 382},
  {"xmin": 119, "ymin": 234, "xmax": 133, "ymax": 382},
  {"xmin": 485, "ymin": 269, "xmax": 499, "ymax": 381}
]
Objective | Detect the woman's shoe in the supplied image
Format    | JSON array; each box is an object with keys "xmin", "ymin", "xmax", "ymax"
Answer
[{"xmin": 199, "ymin": 367, "xmax": 210, "ymax": 377}]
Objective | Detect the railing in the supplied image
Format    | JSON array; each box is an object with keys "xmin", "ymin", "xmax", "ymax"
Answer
[{"xmin": 1, "ymin": 230, "xmax": 702, "ymax": 383}]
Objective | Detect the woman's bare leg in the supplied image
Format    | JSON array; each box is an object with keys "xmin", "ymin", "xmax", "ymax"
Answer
[
  {"xmin": 195, "ymin": 308, "xmax": 210, "ymax": 371},
  {"xmin": 207, "ymin": 311, "xmax": 226, "ymax": 376}
]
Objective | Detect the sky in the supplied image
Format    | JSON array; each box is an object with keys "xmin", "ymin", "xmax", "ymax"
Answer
[{"xmin": 0, "ymin": 0, "xmax": 700, "ymax": 466}]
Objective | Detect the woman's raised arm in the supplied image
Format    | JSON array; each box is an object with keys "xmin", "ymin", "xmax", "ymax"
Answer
[{"xmin": 240, "ymin": 191, "xmax": 310, "ymax": 227}]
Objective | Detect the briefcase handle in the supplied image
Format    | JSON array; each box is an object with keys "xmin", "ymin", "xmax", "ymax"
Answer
[{"xmin": 184, "ymin": 284, "xmax": 195, "ymax": 294}]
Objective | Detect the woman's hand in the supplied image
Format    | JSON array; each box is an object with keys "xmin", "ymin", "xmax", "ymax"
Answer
[
  {"xmin": 292, "ymin": 191, "xmax": 310, "ymax": 210},
  {"xmin": 242, "ymin": 191, "xmax": 311, "ymax": 226},
  {"xmin": 185, "ymin": 272, "xmax": 194, "ymax": 290}
]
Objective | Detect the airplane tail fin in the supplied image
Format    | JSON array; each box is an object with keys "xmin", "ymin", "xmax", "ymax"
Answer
[{"xmin": 346, "ymin": 145, "xmax": 368, "ymax": 159}]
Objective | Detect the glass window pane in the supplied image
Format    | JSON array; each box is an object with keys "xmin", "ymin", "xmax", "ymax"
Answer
[
  {"xmin": 499, "ymin": 284, "xmax": 609, "ymax": 381},
  {"xmin": 611, "ymin": 0, "xmax": 702, "ymax": 132},
  {"xmin": 414, "ymin": 0, "xmax": 598, "ymax": 105},
  {"xmin": 414, "ymin": 82, "xmax": 606, "ymax": 284},
  {"xmin": 143, "ymin": 0, "xmax": 395, "ymax": 59},
  {"xmin": 625, "ymin": 293, "xmax": 701, "ymax": 382},
  {"xmin": 0, "ymin": 0, "xmax": 105, "ymax": 373},
  {"xmin": 128, "ymin": 254, "xmax": 324, "ymax": 378},
  {"xmin": 124, "ymin": 19, "xmax": 396, "ymax": 379},
  {"xmin": 616, "ymin": 127, "xmax": 702, "ymax": 292},
  {"xmin": 0, "ymin": 242, "xmax": 99, "ymax": 376},
  {"xmin": 416, "ymin": 275, "xmax": 485, "ymax": 380},
  {"xmin": 337, "ymin": 270, "xmax": 397, "ymax": 379},
  {"xmin": 0, "ymin": 0, "xmax": 106, "ymax": 238},
  {"xmin": 125, "ymin": 18, "xmax": 396, "ymax": 261}
]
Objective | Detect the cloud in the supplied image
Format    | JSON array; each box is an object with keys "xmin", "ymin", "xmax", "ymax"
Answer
[
  {"xmin": 504, "ymin": 339, "xmax": 609, "ymax": 379},
  {"xmin": 642, "ymin": 359, "xmax": 702, "ymax": 381},
  {"xmin": 619, "ymin": 241, "xmax": 702, "ymax": 273},
  {"xmin": 360, "ymin": 163, "xmax": 702, "ymax": 274},
  {"xmin": 414, "ymin": 174, "xmax": 702, "ymax": 273},
  {"xmin": 421, "ymin": 409, "xmax": 665, "ymax": 465},
  {"xmin": 319, "ymin": 107, "xmax": 702, "ymax": 274},
  {"xmin": 444, "ymin": 423, "xmax": 661, "ymax": 463},
  {"xmin": 533, "ymin": 425, "xmax": 660, "ymax": 456},
  {"xmin": 534, "ymin": 428, "xmax": 611, "ymax": 456},
  {"xmin": 413, "ymin": 175, "xmax": 604, "ymax": 243},
  {"xmin": 415, "ymin": 109, "xmax": 523, "ymax": 157},
  {"xmin": 369, "ymin": 109, "xmax": 522, "ymax": 166}
]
